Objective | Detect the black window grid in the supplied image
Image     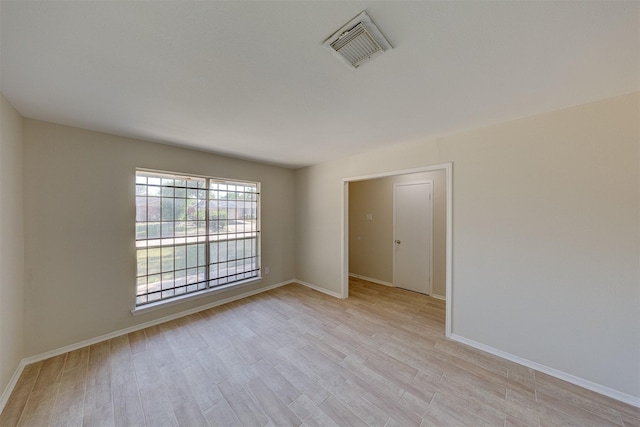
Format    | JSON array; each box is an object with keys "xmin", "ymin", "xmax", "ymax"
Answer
[{"xmin": 135, "ymin": 171, "xmax": 260, "ymax": 306}]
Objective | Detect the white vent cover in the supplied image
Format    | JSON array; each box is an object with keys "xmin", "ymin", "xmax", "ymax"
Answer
[{"xmin": 323, "ymin": 11, "xmax": 392, "ymax": 69}]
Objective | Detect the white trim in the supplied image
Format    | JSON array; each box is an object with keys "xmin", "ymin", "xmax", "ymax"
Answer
[
  {"xmin": 20, "ymin": 280, "xmax": 291, "ymax": 367},
  {"xmin": 342, "ymin": 183, "xmax": 349, "ymax": 298},
  {"xmin": 450, "ymin": 334, "xmax": 640, "ymax": 408},
  {"xmin": 295, "ymin": 280, "xmax": 344, "ymax": 299},
  {"xmin": 131, "ymin": 277, "xmax": 263, "ymax": 315},
  {"xmin": 343, "ymin": 165, "xmax": 451, "ymax": 183},
  {"xmin": 0, "ymin": 359, "xmax": 27, "ymax": 414},
  {"xmin": 342, "ymin": 162, "xmax": 453, "ymax": 338},
  {"xmin": 136, "ymin": 167, "xmax": 258, "ymax": 185},
  {"xmin": 5, "ymin": 277, "xmax": 635, "ymax": 411},
  {"xmin": 392, "ymin": 179, "xmax": 434, "ymax": 295},
  {"xmin": 444, "ymin": 163, "xmax": 453, "ymax": 338},
  {"xmin": 348, "ymin": 273, "xmax": 393, "ymax": 287},
  {"xmin": 348, "ymin": 273, "xmax": 445, "ymax": 301},
  {"xmin": 1, "ymin": 279, "xmax": 291, "ymax": 414}
]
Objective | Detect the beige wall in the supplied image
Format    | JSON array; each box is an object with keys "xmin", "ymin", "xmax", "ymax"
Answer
[
  {"xmin": 23, "ymin": 119, "xmax": 296, "ymax": 357},
  {"xmin": 0, "ymin": 95, "xmax": 24, "ymax": 397},
  {"xmin": 295, "ymin": 93, "xmax": 640, "ymax": 398},
  {"xmin": 349, "ymin": 170, "xmax": 447, "ymax": 297},
  {"xmin": 7, "ymin": 92, "xmax": 640, "ymax": 401}
]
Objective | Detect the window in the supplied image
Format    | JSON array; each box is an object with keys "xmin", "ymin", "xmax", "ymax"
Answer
[{"xmin": 135, "ymin": 170, "xmax": 260, "ymax": 307}]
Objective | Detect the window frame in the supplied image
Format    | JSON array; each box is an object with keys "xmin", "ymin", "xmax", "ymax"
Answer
[{"xmin": 132, "ymin": 168, "xmax": 261, "ymax": 315}]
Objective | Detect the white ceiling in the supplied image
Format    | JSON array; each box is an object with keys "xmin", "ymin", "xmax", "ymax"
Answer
[{"xmin": 1, "ymin": 1, "xmax": 638, "ymax": 169}]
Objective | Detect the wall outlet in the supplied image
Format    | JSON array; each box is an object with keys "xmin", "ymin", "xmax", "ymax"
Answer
[
  {"xmin": 366, "ymin": 213, "xmax": 373, "ymax": 221},
  {"xmin": 264, "ymin": 266, "xmax": 270, "ymax": 275}
]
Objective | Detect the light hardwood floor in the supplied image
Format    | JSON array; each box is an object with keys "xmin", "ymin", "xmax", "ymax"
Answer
[{"xmin": 1, "ymin": 278, "xmax": 639, "ymax": 426}]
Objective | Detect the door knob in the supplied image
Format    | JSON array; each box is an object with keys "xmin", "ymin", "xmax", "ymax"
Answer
[{"xmin": 395, "ymin": 240, "xmax": 401, "ymax": 244}]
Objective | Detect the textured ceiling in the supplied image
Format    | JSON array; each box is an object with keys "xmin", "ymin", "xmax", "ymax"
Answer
[{"xmin": 1, "ymin": 1, "xmax": 638, "ymax": 168}]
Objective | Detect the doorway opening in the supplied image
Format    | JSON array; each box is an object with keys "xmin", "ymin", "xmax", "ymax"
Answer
[{"xmin": 342, "ymin": 163, "xmax": 452, "ymax": 337}]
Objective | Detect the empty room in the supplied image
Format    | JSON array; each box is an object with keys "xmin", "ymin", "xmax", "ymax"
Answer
[{"xmin": 1, "ymin": 1, "xmax": 639, "ymax": 426}]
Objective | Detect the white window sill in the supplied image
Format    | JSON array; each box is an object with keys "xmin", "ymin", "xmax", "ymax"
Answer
[{"xmin": 131, "ymin": 277, "xmax": 262, "ymax": 316}]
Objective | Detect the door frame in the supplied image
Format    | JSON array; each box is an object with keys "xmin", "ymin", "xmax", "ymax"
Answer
[
  {"xmin": 342, "ymin": 162, "xmax": 453, "ymax": 337},
  {"xmin": 393, "ymin": 180, "xmax": 434, "ymax": 295}
]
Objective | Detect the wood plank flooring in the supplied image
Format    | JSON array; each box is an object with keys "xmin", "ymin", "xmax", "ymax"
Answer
[{"xmin": 2, "ymin": 278, "xmax": 639, "ymax": 426}]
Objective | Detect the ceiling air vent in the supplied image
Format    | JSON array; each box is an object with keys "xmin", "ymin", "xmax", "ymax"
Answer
[{"xmin": 323, "ymin": 11, "xmax": 392, "ymax": 69}]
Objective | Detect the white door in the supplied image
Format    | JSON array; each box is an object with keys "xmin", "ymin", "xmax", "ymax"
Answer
[{"xmin": 393, "ymin": 181, "xmax": 433, "ymax": 294}]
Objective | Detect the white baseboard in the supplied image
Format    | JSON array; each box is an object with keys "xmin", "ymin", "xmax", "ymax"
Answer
[
  {"xmin": 0, "ymin": 279, "xmax": 293, "ymax": 414},
  {"xmin": 8, "ymin": 281, "xmax": 634, "ymax": 412},
  {"xmin": 294, "ymin": 280, "xmax": 344, "ymax": 299},
  {"xmin": 348, "ymin": 274, "xmax": 446, "ymax": 301},
  {"xmin": 348, "ymin": 273, "xmax": 394, "ymax": 287},
  {"xmin": 450, "ymin": 334, "xmax": 640, "ymax": 408},
  {"xmin": 0, "ymin": 359, "xmax": 27, "ymax": 415},
  {"xmin": 22, "ymin": 280, "xmax": 291, "ymax": 366}
]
